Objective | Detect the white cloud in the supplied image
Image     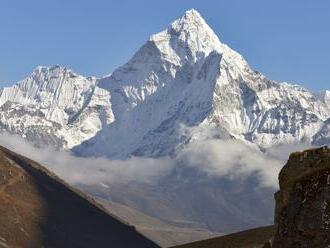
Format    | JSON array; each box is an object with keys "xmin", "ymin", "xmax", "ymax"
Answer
[
  {"xmin": 0, "ymin": 133, "xmax": 174, "ymax": 185},
  {"xmin": 0, "ymin": 132, "xmax": 313, "ymax": 189},
  {"xmin": 178, "ymin": 139, "xmax": 283, "ymax": 188}
]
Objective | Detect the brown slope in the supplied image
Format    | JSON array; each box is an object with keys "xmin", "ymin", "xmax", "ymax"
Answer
[
  {"xmin": 0, "ymin": 145, "xmax": 159, "ymax": 248},
  {"xmin": 172, "ymin": 225, "xmax": 274, "ymax": 248},
  {"xmin": 98, "ymin": 199, "xmax": 222, "ymax": 247}
]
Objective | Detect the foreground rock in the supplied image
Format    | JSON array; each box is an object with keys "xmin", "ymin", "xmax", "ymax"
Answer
[
  {"xmin": 273, "ymin": 146, "xmax": 330, "ymax": 247},
  {"xmin": 0, "ymin": 145, "xmax": 158, "ymax": 248}
]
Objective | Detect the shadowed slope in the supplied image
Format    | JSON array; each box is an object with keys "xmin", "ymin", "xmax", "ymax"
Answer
[
  {"xmin": 0, "ymin": 145, "xmax": 158, "ymax": 248},
  {"xmin": 172, "ymin": 225, "xmax": 274, "ymax": 248},
  {"xmin": 98, "ymin": 199, "xmax": 221, "ymax": 247}
]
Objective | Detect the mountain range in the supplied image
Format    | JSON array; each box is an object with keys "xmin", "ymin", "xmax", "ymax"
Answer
[{"xmin": 0, "ymin": 9, "xmax": 329, "ymax": 157}]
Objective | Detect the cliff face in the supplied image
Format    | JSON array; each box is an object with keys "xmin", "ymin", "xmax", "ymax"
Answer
[{"xmin": 273, "ymin": 146, "xmax": 330, "ymax": 247}]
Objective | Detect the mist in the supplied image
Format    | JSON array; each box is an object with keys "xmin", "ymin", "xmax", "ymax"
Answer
[
  {"xmin": 0, "ymin": 132, "xmax": 313, "ymax": 188},
  {"xmin": 0, "ymin": 133, "xmax": 174, "ymax": 185}
]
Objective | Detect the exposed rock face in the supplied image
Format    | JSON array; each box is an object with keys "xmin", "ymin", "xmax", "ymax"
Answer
[{"xmin": 273, "ymin": 146, "xmax": 330, "ymax": 247}]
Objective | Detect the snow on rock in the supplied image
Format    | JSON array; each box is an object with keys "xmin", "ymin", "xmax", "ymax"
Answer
[
  {"xmin": 312, "ymin": 117, "xmax": 330, "ymax": 146},
  {"xmin": 314, "ymin": 90, "xmax": 330, "ymax": 105},
  {"xmin": 0, "ymin": 66, "xmax": 114, "ymax": 148}
]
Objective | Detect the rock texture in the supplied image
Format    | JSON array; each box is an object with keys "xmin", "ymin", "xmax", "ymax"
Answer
[{"xmin": 273, "ymin": 146, "xmax": 330, "ymax": 247}]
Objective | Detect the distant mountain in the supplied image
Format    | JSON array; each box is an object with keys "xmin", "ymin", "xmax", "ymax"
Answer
[
  {"xmin": 0, "ymin": 145, "xmax": 157, "ymax": 248},
  {"xmin": 0, "ymin": 66, "xmax": 113, "ymax": 149}
]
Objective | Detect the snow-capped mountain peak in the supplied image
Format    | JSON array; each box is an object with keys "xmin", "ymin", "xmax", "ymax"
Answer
[
  {"xmin": 74, "ymin": 10, "xmax": 330, "ymax": 158},
  {"xmin": 150, "ymin": 8, "xmax": 221, "ymax": 57},
  {"xmin": 149, "ymin": 9, "xmax": 249, "ymax": 74}
]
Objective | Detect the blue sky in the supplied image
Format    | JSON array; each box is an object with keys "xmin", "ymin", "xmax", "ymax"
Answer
[{"xmin": 0, "ymin": 0, "xmax": 329, "ymax": 90}]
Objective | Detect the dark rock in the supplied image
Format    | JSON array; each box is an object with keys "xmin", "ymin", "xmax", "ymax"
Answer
[{"xmin": 273, "ymin": 146, "xmax": 330, "ymax": 247}]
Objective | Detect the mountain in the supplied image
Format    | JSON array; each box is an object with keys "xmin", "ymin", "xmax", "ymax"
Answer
[
  {"xmin": 0, "ymin": 66, "xmax": 114, "ymax": 149},
  {"xmin": 73, "ymin": 9, "xmax": 329, "ymax": 158},
  {"xmin": 0, "ymin": 9, "xmax": 328, "ymax": 158},
  {"xmin": 0, "ymin": 145, "xmax": 158, "ymax": 247}
]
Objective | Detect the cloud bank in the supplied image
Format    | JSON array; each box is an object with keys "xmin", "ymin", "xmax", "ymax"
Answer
[
  {"xmin": 0, "ymin": 133, "xmax": 174, "ymax": 185},
  {"xmin": 0, "ymin": 132, "xmax": 313, "ymax": 188}
]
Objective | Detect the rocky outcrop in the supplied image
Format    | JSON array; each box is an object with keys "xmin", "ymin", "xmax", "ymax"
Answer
[{"xmin": 273, "ymin": 146, "xmax": 330, "ymax": 247}]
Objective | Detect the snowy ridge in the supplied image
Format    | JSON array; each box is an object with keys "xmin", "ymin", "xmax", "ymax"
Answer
[
  {"xmin": 0, "ymin": 9, "xmax": 329, "ymax": 157},
  {"xmin": 0, "ymin": 66, "xmax": 114, "ymax": 148}
]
